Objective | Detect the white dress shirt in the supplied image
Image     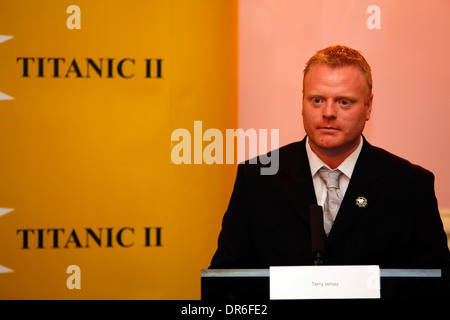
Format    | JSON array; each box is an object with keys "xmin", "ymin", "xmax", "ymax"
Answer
[{"xmin": 305, "ymin": 136, "xmax": 363, "ymax": 231}]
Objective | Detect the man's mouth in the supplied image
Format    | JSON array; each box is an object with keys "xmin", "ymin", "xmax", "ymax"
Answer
[{"xmin": 318, "ymin": 127, "xmax": 339, "ymax": 131}]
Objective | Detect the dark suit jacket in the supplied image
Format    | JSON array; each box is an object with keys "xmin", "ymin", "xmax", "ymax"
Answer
[{"xmin": 210, "ymin": 137, "xmax": 450, "ymax": 298}]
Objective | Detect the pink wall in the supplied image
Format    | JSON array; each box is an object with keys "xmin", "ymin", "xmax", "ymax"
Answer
[{"xmin": 239, "ymin": 0, "xmax": 450, "ymax": 209}]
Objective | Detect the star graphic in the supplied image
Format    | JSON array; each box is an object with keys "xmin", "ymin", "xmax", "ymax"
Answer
[
  {"xmin": 0, "ymin": 35, "xmax": 13, "ymax": 44},
  {"xmin": 0, "ymin": 208, "xmax": 14, "ymax": 274},
  {"xmin": 0, "ymin": 35, "xmax": 14, "ymax": 101},
  {"xmin": 0, "ymin": 91, "xmax": 13, "ymax": 101}
]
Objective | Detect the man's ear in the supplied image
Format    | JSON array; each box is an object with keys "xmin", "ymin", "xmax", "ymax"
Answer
[{"xmin": 365, "ymin": 93, "xmax": 374, "ymax": 121}]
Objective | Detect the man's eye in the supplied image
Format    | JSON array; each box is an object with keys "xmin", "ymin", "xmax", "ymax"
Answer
[
  {"xmin": 312, "ymin": 97, "xmax": 323, "ymax": 104},
  {"xmin": 340, "ymin": 99, "xmax": 351, "ymax": 106}
]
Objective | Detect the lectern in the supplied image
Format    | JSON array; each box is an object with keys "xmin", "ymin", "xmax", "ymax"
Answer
[{"xmin": 201, "ymin": 268, "xmax": 444, "ymax": 300}]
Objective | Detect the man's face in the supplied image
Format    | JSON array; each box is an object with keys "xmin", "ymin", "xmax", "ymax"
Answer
[{"xmin": 302, "ymin": 64, "xmax": 373, "ymax": 158}]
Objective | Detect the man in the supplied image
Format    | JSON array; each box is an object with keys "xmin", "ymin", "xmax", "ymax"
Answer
[{"xmin": 209, "ymin": 45, "xmax": 450, "ymax": 298}]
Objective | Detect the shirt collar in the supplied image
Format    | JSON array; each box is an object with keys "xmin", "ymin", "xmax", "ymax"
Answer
[{"xmin": 306, "ymin": 136, "xmax": 363, "ymax": 179}]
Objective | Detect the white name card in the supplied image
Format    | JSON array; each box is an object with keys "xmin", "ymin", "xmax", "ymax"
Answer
[{"xmin": 270, "ymin": 265, "xmax": 380, "ymax": 300}]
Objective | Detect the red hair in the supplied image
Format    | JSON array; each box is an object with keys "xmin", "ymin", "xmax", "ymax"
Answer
[{"xmin": 303, "ymin": 45, "xmax": 373, "ymax": 102}]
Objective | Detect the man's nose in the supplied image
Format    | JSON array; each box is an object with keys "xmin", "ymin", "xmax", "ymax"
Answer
[{"xmin": 322, "ymin": 100, "xmax": 337, "ymax": 118}]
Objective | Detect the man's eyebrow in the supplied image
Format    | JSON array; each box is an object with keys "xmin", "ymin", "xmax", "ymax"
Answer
[
  {"xmin": 304, "ymin": 93, "xmax": 358, "ymax": 101},
  {"xmin": 335, "ymin": 95, "xmax": 358, "ymax": 101},
  {"xmin": 304, "ymin": 93, "xmax": 325, "ymax": 98}
]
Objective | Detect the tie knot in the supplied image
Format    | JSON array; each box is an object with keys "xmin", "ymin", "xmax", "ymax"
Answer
[{"xmin": 318, "ymin": 167, "xmax": 342, "ymax": 189}]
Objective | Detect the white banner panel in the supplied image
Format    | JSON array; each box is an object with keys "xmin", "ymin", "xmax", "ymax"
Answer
[{"xmin": 270, "ymin": 265, "xmax": 380, "ymax": 300}]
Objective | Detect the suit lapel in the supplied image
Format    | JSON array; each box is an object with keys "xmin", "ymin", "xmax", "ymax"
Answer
[
  {"xmin": 326, "ymin": 139, "xmax": 381, "ymax": 246},
  {"xmin": 277, "ymin": 138, "xmax": 383, "ymax": 242},
  {"xmin": 279, "ymin": 138, "xmax": 317, "ymax": 227}
]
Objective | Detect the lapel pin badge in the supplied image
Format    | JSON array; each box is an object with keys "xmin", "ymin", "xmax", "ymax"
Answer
[{"xmin": 355, "ymin": 196, "xmax": 368, "ymax": 208}]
